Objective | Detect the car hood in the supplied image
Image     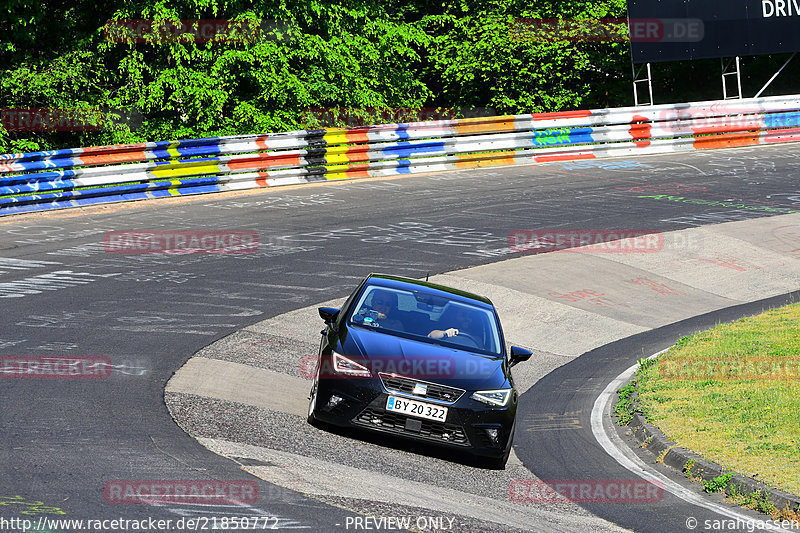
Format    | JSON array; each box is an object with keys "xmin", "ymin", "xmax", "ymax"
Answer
[{"xmin": 340, "ymin": 325, "xmax": 507, "ymax": 390}]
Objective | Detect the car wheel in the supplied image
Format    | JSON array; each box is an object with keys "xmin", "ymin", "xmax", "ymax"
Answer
[{"xmin": 307, "ymin": 379, "xmax": 319, "ymax": 425}]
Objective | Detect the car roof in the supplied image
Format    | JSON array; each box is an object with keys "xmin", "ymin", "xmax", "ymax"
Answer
[{"xmin": 365, "ymin": 273, "xmax": 494, "ymax": 308}]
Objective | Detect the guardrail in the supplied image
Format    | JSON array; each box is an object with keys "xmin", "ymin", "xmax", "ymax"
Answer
[{"xmin": 2, "ymin": 95, "xmax": 800, "ymax": 217}]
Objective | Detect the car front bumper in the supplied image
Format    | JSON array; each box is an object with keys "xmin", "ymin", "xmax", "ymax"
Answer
[{"xmin": 313, "ymin": 376, "xmax": 516, "ymax": 458}]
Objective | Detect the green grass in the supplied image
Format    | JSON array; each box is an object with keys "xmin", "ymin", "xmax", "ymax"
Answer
[
  {"xmin": 614, "ymin": 382, "xmax": 637, "ymax": 425},
  {"xmin": 637, "ymin": 302, "xmax": 800, "ymax": 497}
]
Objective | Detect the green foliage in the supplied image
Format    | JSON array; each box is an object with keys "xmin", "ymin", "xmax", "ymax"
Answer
[
  {"xmin": 674, "ymin": 335, "xmax": 692, "ymax": 348},
  {"xmin": 683, "ymin": 459, "xmax": 696, "ymax": 478},
  {"xmin": 704, "ymin": 472, "xmax": 733, "ymax": 493},
  {"xmin": 743, "ymin": 491, "xmax": 777, "ymax": 515},
  {"xmin": 1, "ymin": 0, "xmax": 635, "ymax": 153},
  {"xmin": 421, "ymin": 0, "xmax": 630, "ymax": 112},
  {"xmin": 614, "ymin": 382, "xmax": 637, "ymax": 425},
  {"xmin": 638, "ymin": 357, "xmax": 657, "ymax": 371}
]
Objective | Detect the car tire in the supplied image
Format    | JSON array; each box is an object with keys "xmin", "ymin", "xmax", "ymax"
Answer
[{"xmin": 307, "ymin": 380, "xmax": 320, "ymax": 426}]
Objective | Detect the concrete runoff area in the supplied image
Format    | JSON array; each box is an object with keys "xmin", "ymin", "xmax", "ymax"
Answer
[
  {"xmin": 595, "ymin": 226, "xmax": 800, "ymax": 302},
  {"xmin": 442, "ymin": 252, "xmax": 738, "ymax": 328},
  {"xmin": 199, "ymin": 437, "xmax": 625, "ymax": 533},
  {"xmin": 167, "ymin": 358, "xmax": 309, "ymax": 417},
  {"xmin": 166, "ymin": 212, "xmax": 800, "ymax": 531}
]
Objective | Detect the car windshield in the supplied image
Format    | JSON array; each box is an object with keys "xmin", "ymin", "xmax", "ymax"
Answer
[{"xmin": 348, "ymin": 285, "xmax": 502, "ymax": 355}]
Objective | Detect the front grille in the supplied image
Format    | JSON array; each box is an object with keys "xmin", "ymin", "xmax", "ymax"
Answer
[
  {"xmin": 378, "ymin": 373, "xmax": 465, "ymax": 404},
  {"xmin": 354, "ymin": 408, "xmax": 470, "ymax": 446}
]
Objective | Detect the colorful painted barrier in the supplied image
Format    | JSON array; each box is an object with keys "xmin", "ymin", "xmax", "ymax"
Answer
[{"xmin": 2, "ymin": 95, "xmax": 800, "ymax": 216}]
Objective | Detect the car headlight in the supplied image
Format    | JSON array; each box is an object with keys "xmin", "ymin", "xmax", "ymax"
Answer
[
  {"xmin": 332, "ymin": 352, "xmax": 371, "ymax": 377},
  {"xmin": 471, "ymin": 389, "xmax": 512, "ymax": 407}
]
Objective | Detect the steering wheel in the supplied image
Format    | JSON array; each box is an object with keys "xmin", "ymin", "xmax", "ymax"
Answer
[{"xmin": 450, "ymin": 331, "xmax": 481, "ymax": 349}]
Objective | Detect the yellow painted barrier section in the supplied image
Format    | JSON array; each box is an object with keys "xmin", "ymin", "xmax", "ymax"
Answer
[
  {"xmin": 323, "ymin": 131, "xmax": 350, "ymax": 146},
  {"xmin": 166, "ymin": 179, "xmax": 183, "ymax": 196},
  {"xmin": 323, "ymin": 163, "xmax": 356, "ymax": 180},
  {"xmin": 150, "ymin": 161, "xmax": 221, "ymax": 179},
  {"xmin": 455, "ymin": 116, "xmax": 517, "ymax": 135},
  {"xmin": 454, "ymin": 151, "xmax": 517, "ymax": 168},
  {"xmin": 323, "ymin": 152, "xmax": 353, "ymax": 165}
]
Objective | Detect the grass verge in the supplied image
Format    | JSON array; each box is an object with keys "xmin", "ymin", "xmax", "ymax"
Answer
[{"xmin": 635, "ymin": 302, "xmax": 800, "ymax": 497}]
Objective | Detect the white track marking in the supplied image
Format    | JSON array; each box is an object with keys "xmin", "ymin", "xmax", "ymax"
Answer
[{"xmin": 591, "ymin": 349, "xmax": 793, "ymax": 532}]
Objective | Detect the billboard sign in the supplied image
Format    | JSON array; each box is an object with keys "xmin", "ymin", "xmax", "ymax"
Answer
[{"xmin": 628, "ymin": 0, "xmax": 800, "ymax": 63}]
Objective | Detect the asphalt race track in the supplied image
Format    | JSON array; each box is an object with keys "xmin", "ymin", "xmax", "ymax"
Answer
[
  {"xmin": 516, "ymin": 291, "xmax": 800, "ymax": 532},
  {"xmin": 1, "ymin": 144, "xmax": 800, "ymax": 532}
]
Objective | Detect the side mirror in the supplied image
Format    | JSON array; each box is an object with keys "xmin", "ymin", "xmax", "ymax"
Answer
[
  {"xmin": 509, "ymin": 346, "xmax": 533, "ymax": 367},
  {"xmin": 319, "ymin": 307, "xmax": 340, "ymax": 326}
]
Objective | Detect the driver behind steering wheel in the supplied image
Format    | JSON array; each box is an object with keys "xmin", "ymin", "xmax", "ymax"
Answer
[{"xmin": 428, "ymin": 306, "xmax": 477, "ymax": 341}]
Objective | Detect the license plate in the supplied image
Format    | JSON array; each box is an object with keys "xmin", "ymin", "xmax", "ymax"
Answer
[{"xmin": 386, "ymin": 396, "xmax": 448, "ymax": 422}]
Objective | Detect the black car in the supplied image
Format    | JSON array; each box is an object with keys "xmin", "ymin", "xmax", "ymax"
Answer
[{"xmin": 307, "ymin": 274, "xmax": 532, "ymax": 468}]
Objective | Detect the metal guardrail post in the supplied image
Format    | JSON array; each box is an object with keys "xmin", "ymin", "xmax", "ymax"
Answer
[
  {"xmin": 633, "ymin": 63, "xmax": 654, "ymax": 107},
  {"xmin": 722, "ymin": 57, "xmax": 743, "ymax": 100}
]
